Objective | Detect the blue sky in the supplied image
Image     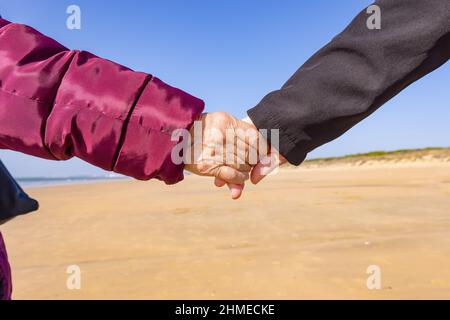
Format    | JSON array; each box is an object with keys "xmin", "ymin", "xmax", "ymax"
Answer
[{"xmin": 0, "ymin": 0, "xmax": 449, "ymax": 177}]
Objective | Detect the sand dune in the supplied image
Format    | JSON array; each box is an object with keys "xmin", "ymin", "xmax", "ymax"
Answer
[
  {"xmin": 1, "ymin": 158, "xmax": 450, "ymax": 299},
  {"xmin": 302, "ymin": 147, "xmax": 450, "ymax": 169}
]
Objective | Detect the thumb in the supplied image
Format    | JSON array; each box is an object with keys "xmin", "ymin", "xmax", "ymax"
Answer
[{"xmin": 250, "ymin": 152, "xmax": 286, "ymax": 184}]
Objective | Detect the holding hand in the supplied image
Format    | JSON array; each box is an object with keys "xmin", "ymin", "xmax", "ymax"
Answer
[
  {"xmin": 184, "ymin": 112, "xmax": 261, "ymax": 199},
  {"xmin": 183, "ymin": 112, "xmax": 286, "ymax": 199},
  {"xmin": 213, "ymin": 116, "xmax": 287, "ymax": 198}
]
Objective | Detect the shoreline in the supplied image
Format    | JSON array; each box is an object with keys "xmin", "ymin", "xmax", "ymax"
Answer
[{"xmin": 18, "ymin": 177, "xmax": 128, "ymax": 189}]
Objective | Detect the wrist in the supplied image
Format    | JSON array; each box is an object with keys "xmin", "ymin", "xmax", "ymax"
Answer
[{"xmin": 241, "ymin": 116, "xmax": 254, "ymax": 126}]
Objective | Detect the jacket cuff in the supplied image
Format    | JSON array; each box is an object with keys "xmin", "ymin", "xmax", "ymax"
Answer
[
  {"xmin": 247, "ymin": 106, "xmax": 307, "ymax": 166},
  {"xmin": 114, "ymin": 77, "xmax": 204, "ymax": 184}
]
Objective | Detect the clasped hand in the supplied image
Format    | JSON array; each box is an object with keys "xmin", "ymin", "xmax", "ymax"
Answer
[{"xmin": 183, "ymin": 112, "xmax": 286, "ymax": 199}]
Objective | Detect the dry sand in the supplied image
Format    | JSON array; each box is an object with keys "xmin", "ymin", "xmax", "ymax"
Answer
[{"xmin": 2, "ymin": 160, "xmax": 450, "ymax": 299}]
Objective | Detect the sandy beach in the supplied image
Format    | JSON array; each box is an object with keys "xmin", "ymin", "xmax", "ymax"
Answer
[{"xmin": 2, "ymin": 157, "xmax": 450, "ymax": 299}]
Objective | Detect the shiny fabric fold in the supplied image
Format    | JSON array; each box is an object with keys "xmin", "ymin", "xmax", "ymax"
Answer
[
  {"xmin": 114, "ymin": 77, "xmax": 204, "ymax": 184},
  {"xmin": 0, "ymin": 21, "xmax": 75, "ymax": 159},
  {"xmin": 44, "ymin": 50, "xmax": 150, "ymax": 171},
  {"xmin": 0, "ymin": 18, "xmax": 204, "ymax": 182}
]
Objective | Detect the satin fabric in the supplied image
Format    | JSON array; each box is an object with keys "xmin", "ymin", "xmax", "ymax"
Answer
[
  {"xmin": 0, "ymin": 17, "xmax": 204, "ymax": 182},
  {"xmin": 0, "ymin": 17, "xmax": 204, "ymax": 299},
  {"xmin": 0, "ymin": 232, "xmax": 11, "ymax": 300}
]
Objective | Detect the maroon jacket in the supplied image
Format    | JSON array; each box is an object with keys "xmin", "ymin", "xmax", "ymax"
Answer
[
  {"xmin": 0, "ymin": 17, "xmax": 204, "ymax": 300},
  {"xmin": 0, "ymin": 17, "xmax": 204, "ymax": 184},
  {"xmin": 0, "ymin": 233, "xmax": 11, "ymax": 300}
]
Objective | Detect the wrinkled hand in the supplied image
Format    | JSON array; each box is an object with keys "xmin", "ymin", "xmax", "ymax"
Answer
[
  {"xmin": 213, "ymin": 117, "xmax": 287, "ymax": 198},
  {"xmin": 184, "ymin": 112, "xmax": 260, "ymax": 199}
]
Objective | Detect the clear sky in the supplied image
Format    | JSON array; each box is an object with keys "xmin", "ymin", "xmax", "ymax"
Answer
[{"xmin": 0, "ymin": 0, "xmax": 449, "ymax": 177}]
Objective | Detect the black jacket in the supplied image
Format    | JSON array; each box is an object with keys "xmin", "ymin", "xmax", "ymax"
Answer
[
  {"xmin": 248, "ymin": 0, "xmax": 450, "ymax": 165},
  {"xmin": 0, "ymin": 161, "xmax": 38, "ymax": 225}
]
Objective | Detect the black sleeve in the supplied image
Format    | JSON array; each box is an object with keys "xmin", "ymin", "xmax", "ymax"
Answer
[
  {"xmin": 0, "ymin": 161, "xmax": 39, "ymax": 225},
  {"xmin": 247, "ymin": 0, "xmax": 450, "ymax": 165}
]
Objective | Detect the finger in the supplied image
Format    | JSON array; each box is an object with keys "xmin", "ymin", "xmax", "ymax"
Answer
[
  {"xmin": 214, "ymin": 166, "xmax": 249, "ymax": 185},
  {"xmin": 214, "ymin": 177, "xmax": 227, "ymax": 187},
  {"xmin": 234, "ymin": 162, "xmax": 253, "ymax": 173},
  {"xmin": 250, "ymin": 153, "xmax": 281, "ymax": 185},
  {"xmin": 227, "ymin": 183, "xmax": 244, "ymax": 200},
  {"xmin": 215, "ymin": 178, "xmax": 244, "ymax": 199},
  {"xmin": 235, "ymin": 122, "xmax": 260, "ymax": 166}
]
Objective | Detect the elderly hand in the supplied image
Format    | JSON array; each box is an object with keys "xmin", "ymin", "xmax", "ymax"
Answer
[
  {"xmin": 184, "ymin": 112, "xmax": 260, "ymax": 199},
  {"xmin": 213, "ymin": 116, "xmax": 287, "ymax": 198}
]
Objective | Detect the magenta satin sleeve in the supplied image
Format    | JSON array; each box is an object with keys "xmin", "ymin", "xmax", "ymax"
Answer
[
  {"xmin": 0, "ymin": 18, "xmax": 204, "ymax": 184},
  {"xmin": 0, "ymin": 232, "xmax": 11, "ymax": 300}
]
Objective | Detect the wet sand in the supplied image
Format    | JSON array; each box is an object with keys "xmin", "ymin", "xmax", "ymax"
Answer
[{"xmin": 2, "ymin": 162, "xmax": 450, "ymax": 299}]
